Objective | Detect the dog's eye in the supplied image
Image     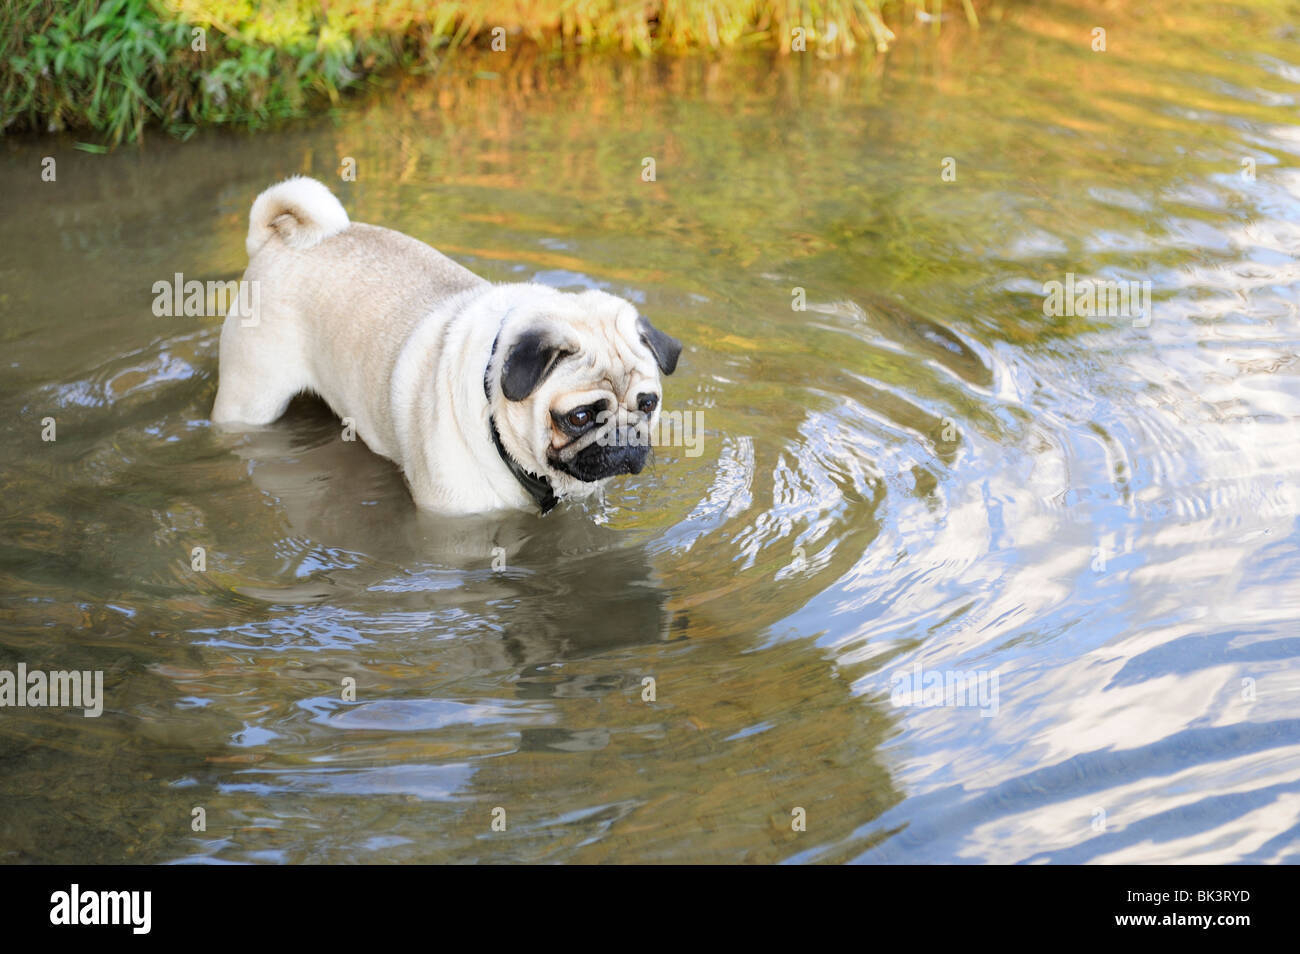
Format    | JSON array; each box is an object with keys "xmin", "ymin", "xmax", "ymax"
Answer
[
  {"xmin": 637, "ymin": 393, "xmax": 659, "ymax": 415},
  {"xmin": 566, "ymin": 408, "xmax": 593, "ymax": 429}
]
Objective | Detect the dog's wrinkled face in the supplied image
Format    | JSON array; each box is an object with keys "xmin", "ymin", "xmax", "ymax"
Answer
[{"xmin": 489, "ymin": 288, "xmax": 681, "ymax": 501}]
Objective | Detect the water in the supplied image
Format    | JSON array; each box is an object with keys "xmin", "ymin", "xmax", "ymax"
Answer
[{"xmin": 3, "ymin": 2, "xmax": 1300, "ymax": 863}]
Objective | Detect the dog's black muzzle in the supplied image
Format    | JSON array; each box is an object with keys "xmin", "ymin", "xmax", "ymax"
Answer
[{"xmin": 552, "ymin": 428, "xmax": 650, "ymax": 482}]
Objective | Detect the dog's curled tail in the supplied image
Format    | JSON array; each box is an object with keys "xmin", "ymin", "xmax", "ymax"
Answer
[{"xmin": 246, "ymin": 176, "xmax": 349, "ymax": 258}]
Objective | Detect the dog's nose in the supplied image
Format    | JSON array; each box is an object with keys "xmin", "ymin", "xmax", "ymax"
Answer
[{"xmin": 618, "ymin": 422, "xmax": 651, "ymax": 448}]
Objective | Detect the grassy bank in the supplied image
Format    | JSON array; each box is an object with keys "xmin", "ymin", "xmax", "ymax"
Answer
[{"xmin": 0, "ymin": 0, "xmax": 985, "ymax": 145}]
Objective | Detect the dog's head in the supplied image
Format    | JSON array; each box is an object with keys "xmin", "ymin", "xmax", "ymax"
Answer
[{"xmin": 486, "ymin": 287, "xmax": 682, "ymax": 504}]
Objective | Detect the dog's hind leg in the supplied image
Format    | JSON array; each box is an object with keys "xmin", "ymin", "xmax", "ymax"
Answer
[{"xmin": 211, "ymin": 302, "xmax": 308, "ymax": 426}]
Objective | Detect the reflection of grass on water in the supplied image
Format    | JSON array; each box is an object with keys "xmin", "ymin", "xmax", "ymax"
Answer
[{"xmin": 2, "ymin": 0, "xmax": 983, "ymax": 145}]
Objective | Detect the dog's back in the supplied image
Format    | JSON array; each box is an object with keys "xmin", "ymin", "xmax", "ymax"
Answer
[{"xmin": 213, "ymin": 177, "xmax": 486, "ymax": 448}]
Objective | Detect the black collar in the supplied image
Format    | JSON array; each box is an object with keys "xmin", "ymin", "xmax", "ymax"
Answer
[{"xmin": 484, "ymin": 331, "xmax": 558, "ymax": 514}]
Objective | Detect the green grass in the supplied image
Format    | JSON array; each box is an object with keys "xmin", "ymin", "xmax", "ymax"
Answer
[{"xmin": 0, "ymin": 1, "xmax": 979, "ymax": 145}]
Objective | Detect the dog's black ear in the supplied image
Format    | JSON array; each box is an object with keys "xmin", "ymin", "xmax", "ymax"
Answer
[
  {"xmin": 637, "ymin": 316, "xmax": 682, "ymax": 376},
  {"xmin": 500, "ymin": 328, "xmax": 575, "ymax": 401}
]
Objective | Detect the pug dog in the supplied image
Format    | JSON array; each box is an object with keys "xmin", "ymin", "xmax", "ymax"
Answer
[{"xmin": 212, "ymin": 177, "xmax": 681, "ymax": 515}]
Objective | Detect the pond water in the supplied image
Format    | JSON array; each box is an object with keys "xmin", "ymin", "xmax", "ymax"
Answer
[{"xmin": 3, "ymin": 2, "xmax": 1300, "ymax": 863}]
